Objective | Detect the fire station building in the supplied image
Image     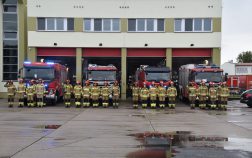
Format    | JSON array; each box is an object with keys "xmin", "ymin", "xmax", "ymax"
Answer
[{"xmin": 0, "ymin": 0, "xmax": 222, "ymax": 99}]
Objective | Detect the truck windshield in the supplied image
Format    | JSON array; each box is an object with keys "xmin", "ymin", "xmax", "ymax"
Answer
[
  {"xmin": 195, "ymin": 72, "xmax": 222, "ymax": 83},
  {"xmin": 146, "ymin": 72, "xmax": 170, "ymax": 82},
  {"xmin": 24, "ymin": 67, "xmax": 54, "ymax": 80},
  {"xmin": 88, "ymin": 71, "xmax": 116, "ymax": 81}
]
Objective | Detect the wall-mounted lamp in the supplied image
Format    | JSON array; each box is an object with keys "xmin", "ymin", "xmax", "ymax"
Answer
[
  {"xmin": 190, "ymin": 44, "xmax": 194, "ymax": 47},
  {"xmin": 144, "ymin": 43, "xmax": 148, "ymax": 47},
  {"xmin": 99, "ymin": 43, "xmax": 103, "ymax": 46},
  {"xmin": 54, "ymin": 43, "xmax": 58, "ymax": 46}
]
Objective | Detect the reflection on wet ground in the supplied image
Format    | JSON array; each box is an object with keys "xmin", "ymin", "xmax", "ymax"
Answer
[{"xmin": 127, "ymin": 131, "xmax": 252, "ymax": 158}]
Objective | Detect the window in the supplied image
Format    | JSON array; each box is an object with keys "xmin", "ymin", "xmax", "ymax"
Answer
[
  {"xmin": 175, "ymin": 18, "xmax": 212, "ymax": 32},
  {"xmin": 4, "ymin": 5, "xmax": 17, "ymax": 12},
  {"xmin": 37, "ymin": 17, "xmax": 74, "ymax": 31},
  {"xmin": 94, "ymin": 19, "xmax": 102, "ymax": 31},
  {"xmin": 128, "ymin": 19, "xmax": 165, "ymax": 32},
  {"xmin": 2, "ymin": 0, "xmax": 18, "ymax": 80},
  {"xmin": 128, "ymin": 19, "xmax": 136, "ymax": 31},
  {"xmin": 175, "ymin": 19, "xmax": 182, "ymax": 31},
  {"xmin": 84, "ymin": 18, "xmax": 120, "ymax": 32}
]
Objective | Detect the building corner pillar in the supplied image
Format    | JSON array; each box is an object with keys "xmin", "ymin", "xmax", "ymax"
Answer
[
  {"xmin": 76, "ymin": 48, "xmax": 82, "ymax": 82},
  {"xmin": 121, "ymin": 48, "xmax": 127, "ymax": 100},
  {"xmin": 166, "ymin": 48, "xmax": 172, "ymax": 69},
  {"xmin": 28, "ymin": 47, "xmax": 37, "ymax": 62},
  {"xmin": 212, "ymin": 48, "xmax": 221, "ymax": 66}
]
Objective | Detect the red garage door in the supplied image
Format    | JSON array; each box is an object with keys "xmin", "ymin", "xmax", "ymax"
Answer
[
  {"xmin": 83, "ymin": 48, "xmax": 121, "ymax": 57},
  {"xmin": 37, "ymin": 48, "xmax": 76, "ymax": 56},
  {"xmin": 172, "ymin": 48, "xmax": 212, "ymax": 57},
  {"xmin": 127, "ymin": 48, "xmax": 166, "ymax": 57}
]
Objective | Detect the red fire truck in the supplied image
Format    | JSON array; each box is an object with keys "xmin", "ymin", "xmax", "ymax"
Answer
[
  {"xmin": 179, "ymin": 64, "xmax": 223, "ymax": 100},
  {"xmin": 20, "ymin": 61, "xmax": 68, "ymax": 104},
  {"xmin": 85, "ymin": 64, "xmax": 118, "ymax": 86},
  {"xmin": 227, "ymin": 75, "xmax": 252, "ymax": 96},
  {"xmin": 135, "ymin": 65, "xmax": 171, "ymax": 87}
]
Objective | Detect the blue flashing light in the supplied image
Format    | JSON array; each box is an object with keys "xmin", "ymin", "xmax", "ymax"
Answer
[
  {"xmin": 44, "ymin": 84, "xmax": 48, "ymax": 87},
  {"xmin": 24, "ymin": 61, "xmax": 31, "ymax": 64},
  {"xmin": 46, "ymin": 62, "xmax": 55, "ymax": 65}
]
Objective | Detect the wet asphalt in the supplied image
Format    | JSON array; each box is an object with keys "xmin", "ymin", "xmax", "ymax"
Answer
[{"xmin": 0, "ymin": 99, "xmax": 251, "ymax": 158}]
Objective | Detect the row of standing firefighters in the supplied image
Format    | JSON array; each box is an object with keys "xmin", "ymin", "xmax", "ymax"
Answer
[
  {"xmin": 64, "ymin": 80, "xmax": 120, "ymax": 108},
  {"xmin": 131, "ymin": 81, "xmax": 229, "ymax": 110},
  {"xmin": 187, "ymin": 81, "xmax": 230, "ymax": 110},
  {"xmin": 4, "ymin": 79, "xmax": 229, "ymax": 110},
  {"xmin": 4, "ymin": 79, "xmax": 121, "ymax": 108},
  {"xmin": 131, "ymin": 81, "xmax": 177, "ymax": 108}
]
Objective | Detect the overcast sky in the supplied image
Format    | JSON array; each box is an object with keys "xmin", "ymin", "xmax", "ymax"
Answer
[{"xmin": 222, "ymin": 0, "xmax": 252, "ymax": 64}]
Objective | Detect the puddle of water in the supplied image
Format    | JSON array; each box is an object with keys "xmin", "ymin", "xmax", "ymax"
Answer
[
  {"xmin": 225, "ymin": 138, "xmax": 252, "ymax": 152},
  {"xmin": 33, "ymin": 125, "xmax": 61, "ymax": 129},
  {"xmin": 129, "ymin": 114, "xmax": 146, "ymax": 118},
  {"xmin": 127, "ymin": 131, "xmax": 252, "ymax": 158}
]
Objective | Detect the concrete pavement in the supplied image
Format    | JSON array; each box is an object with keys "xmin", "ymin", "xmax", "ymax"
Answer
[{"xmin": 0, "ymin": 99, "xmax": 252, "ymax": 158}]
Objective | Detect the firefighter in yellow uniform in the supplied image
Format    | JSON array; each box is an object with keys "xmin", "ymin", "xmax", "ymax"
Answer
[
  {"xmin": 82, "ymin": 80, "xmax": 91, "ymax": 107},
  {"xmin": 132, "ymin": 82, "xmax": 140, "ymax": 108},
  {"xmin": 149, "ymin": 81, "xmax": 158, "ymax": 108},
  {"xmin": 63, "ymin": 80, "xmax": 73, "ymax": 108},
  {"xmin": 158, "ymin": 81, "xmax": 166, "ymax": 108},
  {"xmin": 219, "ymin": 82, "xmax": 229, "ymax": 110},
  {"xmin": 112, "ymin": 81, "xmax": 120, "ymax": 108},
  {"xmin": 101, "ymin": 82, "xmax": 111, "ymax": 108},
  {"xmin": 26, "ymin": 80, "xmax": 35, "ymax": 107},
  {"xmin": 187, "ymin": 81, "xmax": 197, "ymax": 109},
  {"xmin": 74, "ymin": 81, "xmax": 82, "ymax": 107},
  {"xmin": 17, "ymin": 79, "xmax": 26, "ymax": 107},
  {"xmin": 198, "ymin": 81, "xmax": 208, "ymax": 109},
  {"xmin": 4, "ymin": 80, "xmax": 16, "ymax": 107},
  {"xmin": 167, "ymin": 81, "xmax": 177, "ymax": 109},
  {"xmin": 140, "ymin": 82, "xmax": 149, "ymax": 108},
  {"xmin": 208, "ymin": 82, "xmax": 217, "ymax": 109},
  {"xmin": 91, "ymin": 82, "xmax": 100, "ymax": 107},
  {"xmin": 35, "ymin": 79, "xmax": 45, "ymax": 107}
]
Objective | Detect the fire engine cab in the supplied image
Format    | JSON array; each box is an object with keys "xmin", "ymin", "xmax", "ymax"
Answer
[
  {"xmin": 85, "ymin": 64, "xmax": 118, "ymax": 86},
  {"xmin": 135, "ymin": 65, "xmax": 171, "ymax": 87},
  {"xmin": 20, "ymin": 61, "xmax": 68, "ymax": 104},
  {"xmin": 179, "ymin": 64, "xmax": 223, "ymax": 99}
]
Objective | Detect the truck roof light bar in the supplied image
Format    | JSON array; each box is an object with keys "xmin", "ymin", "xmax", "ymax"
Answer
[
  {"xmin": 46, "ymin": 62, "xmax": 55, "ymax": 65},
  {"xmin": 24, "ymin": 61, "xmax": 31, "ymax": 64}
]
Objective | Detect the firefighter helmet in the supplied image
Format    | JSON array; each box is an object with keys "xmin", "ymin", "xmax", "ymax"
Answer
[
  {"xmin": 134, "ymin": 82, "xmax": 138, "ymax": 86},
  {"xmin": 66, "ymin": 79, "xmax": 70, "ymax": 84},
  {"xmin": 18, "ymin": 78, "xmax": 23, "ymax": 83},
  {"xmin": 160, "ymin": 81, "xmax": 164, "ymax": 86},
  {"xmin": 114, "ymin": 80, "xmax": 118, "ymax": 85},
  {"xmin": 85, "ymin": 80, "xmax": 90, "ymax": 85},
  {"xmin": 209, "ymin": 82, "xmax": 214, "ymax": 87},
  {"xmin": 170, "ymin": 81, "xmax": 174, "ymax": 86}
]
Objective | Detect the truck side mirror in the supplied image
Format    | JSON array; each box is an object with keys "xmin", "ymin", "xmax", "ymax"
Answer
[{"xmin": 224, "ymin": 73, "xmax": 228, "ymax": 81}]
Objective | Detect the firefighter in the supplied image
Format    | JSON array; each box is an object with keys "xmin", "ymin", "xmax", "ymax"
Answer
[
  {"xmin": 208, "ymin": 82, "xmax": 217, "ymax": 109},
  {"xmin": 140, "ymin": 82, "xmax": 149, "ymax": 108},
  {"xmin": 198, "ymin": 81, "xmax": 208, "ymax": 109},
  {"xmin": 112, "ymin": 81, "xmax": 120, "ymax": 108},
  {"xmin": 167, "ymin": 81, "xmax": 177, "ymax": 109},
  {"xmin": 149, "ymin": 81, "xmax": 158, "ymax": 108},
  {"xmin": 63, "ymin": 80, "xmax": 73, "ymax": 108},
  {"xmin": 132, "ymin": 82, "xmax": 140, "ymax": 108},
  {"xmin": 187, "ymin": 81, "xmax": 197, "ymax": 109},
  {"xmin": 16, "ymin": 78, "xmax": 26, "ymax": 107},
  {"xmin": 158, "ymin": 81, "xmax": 166, "ymax": 108},
  {"xmin": 74, "ymin": 80, "xmax": 82, "ymax": 107},
  {"xmin": 4, "ymin": 80, "xmax": 16, "ymax": 107},
  {"xmin": 91, "ymin": 82, "xmax": 100, "ymax": 107},
  {"xmin": 101, "ymin": 82, "xmax": 111, "ymax": 108},
  {"xmin": 82, "ymin": 80, "xmax": 91, "ymax": 107},
  {"xmin": 219, "ymin": 82, "xmax": 229, "ymax": 110},
  {"xmin": 26, "ymin": 80, "xmax": 35, "ymax": 107},
  {"xmin": 35, "ymin": 79, "xmax": 45, "ymax": 107}
]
